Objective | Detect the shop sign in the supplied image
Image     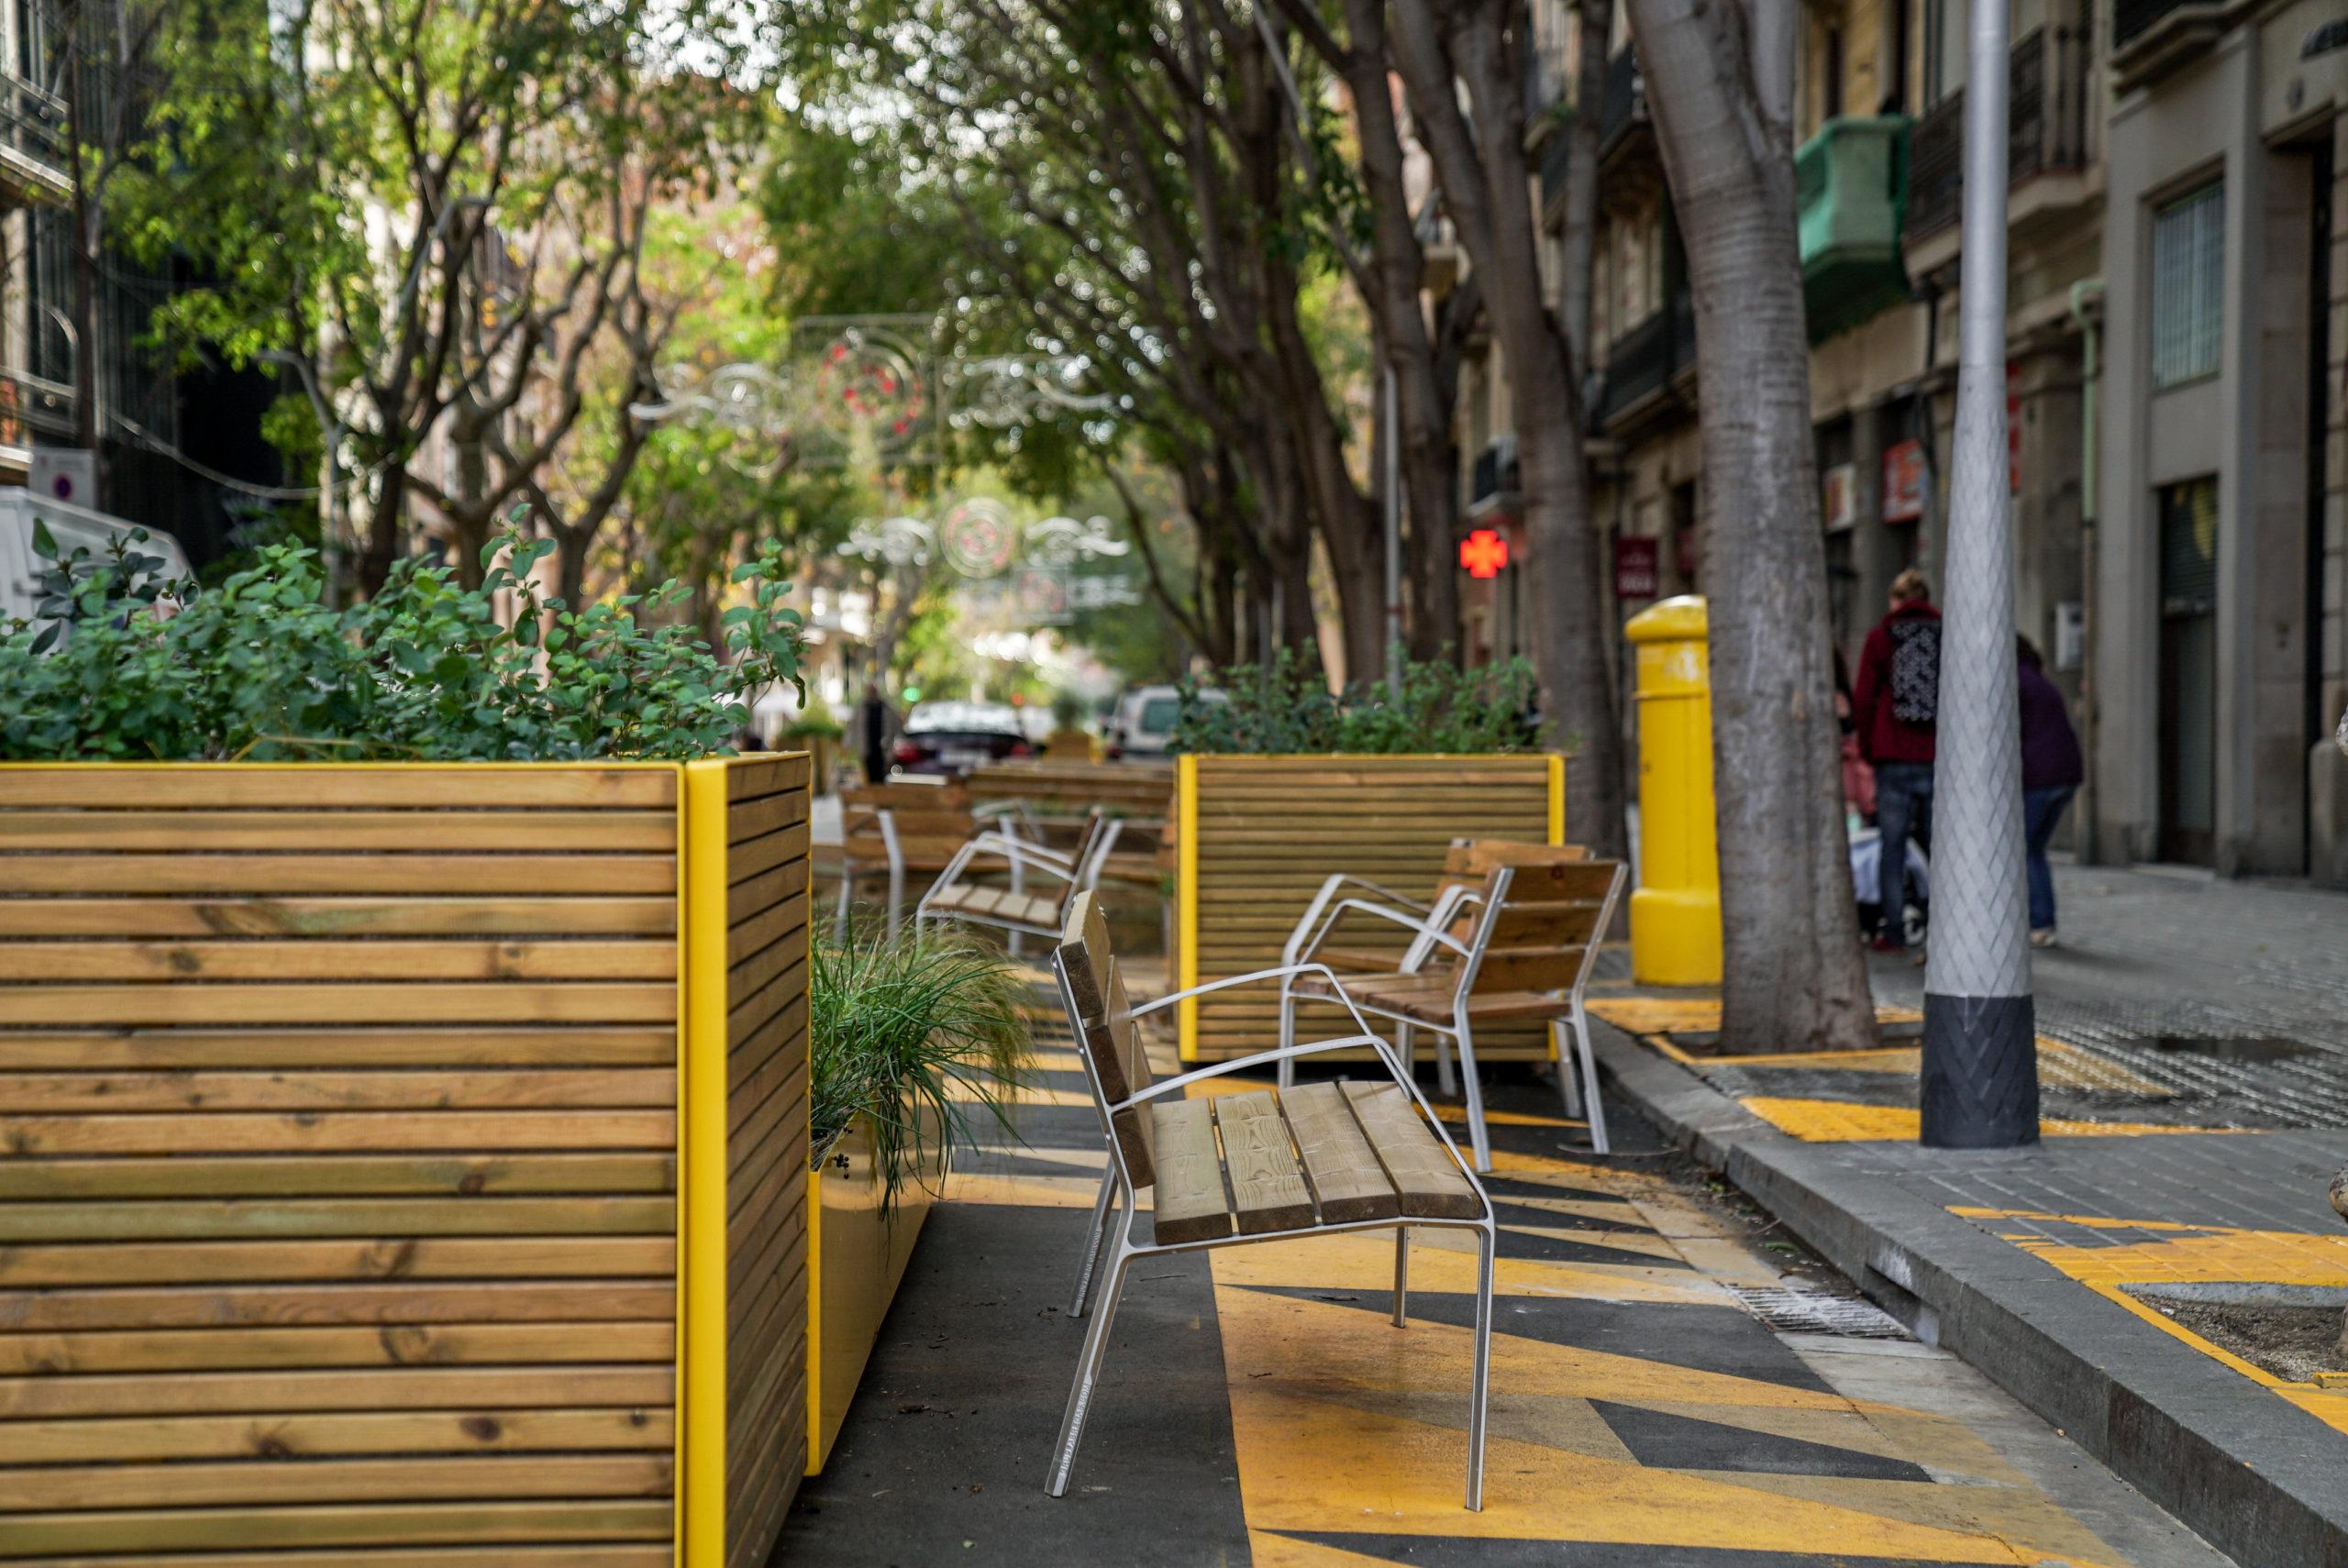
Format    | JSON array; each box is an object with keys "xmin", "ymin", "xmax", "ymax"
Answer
[
  {"xmin": 1821, "ymin": 462, "xmax": 1856, "ymax": 530},
  {"xmin": 1881, "ymin": 439, "xmax": 1925, "ymax": 523},
  {"xmin": 1612, "ymin": 536, "xmax": 1659, "ymax": 600}
]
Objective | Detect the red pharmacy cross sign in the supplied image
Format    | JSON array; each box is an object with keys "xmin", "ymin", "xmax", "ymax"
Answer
[{"xmin": 1458, "ymin": 527, "xmax": 1510, "ymax": 580}]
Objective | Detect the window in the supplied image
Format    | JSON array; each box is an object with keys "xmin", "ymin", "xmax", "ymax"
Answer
[{"xmin": 2151, "ymin": 182, "xmax": 2223, "ymax": 389}]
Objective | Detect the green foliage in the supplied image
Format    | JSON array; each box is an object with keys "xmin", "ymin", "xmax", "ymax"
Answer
[
  {"xmin": 809, "ymin": 930, "xmax": 1033, "ymax": 1215},
  {"xmin": 0, "ymin": 525, "xmax": 805, "ymax": 761},
  {"xmin": 782, "ymin": 695, "xmax": 845, "ymax": 740},
  {"xmin": 1169, "ymin": 649, "xmax": 1542, "ymax": 756}
]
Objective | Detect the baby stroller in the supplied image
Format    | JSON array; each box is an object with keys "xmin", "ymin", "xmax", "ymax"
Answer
[{"xmin": 1849, "ymin": 824, "xmax": 1929, "ymax": 947}]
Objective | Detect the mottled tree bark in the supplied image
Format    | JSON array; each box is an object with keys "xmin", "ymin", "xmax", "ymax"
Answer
[
  {"xmin": 1390, "ymin": 0, "xmax": 1627, "ymax": 859},
  {"xmin": 1623, "ymin": 0, "xmax": 1875, "ymax": 1052}
]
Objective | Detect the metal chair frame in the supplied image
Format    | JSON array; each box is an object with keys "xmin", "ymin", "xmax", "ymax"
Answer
[
  {"xmin": 834, "ymin": 797, "xmax": 1027, "ymax": 944},
  {"xmin": 1276, "ymin": 862, "xmax": 1630, "ymax": 1170},
  {"xmin": 1046, "ymin": 955, "xmax": 1498, "ymax": 1510},
  {"xmin": 914, "ymin": 817, "xmax": 1123, "ymax": 948}
]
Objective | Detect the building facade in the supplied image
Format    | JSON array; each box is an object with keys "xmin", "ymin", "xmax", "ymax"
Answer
[{"xmin": 1474, "ymin": 0, "xmax": 2348, "ymax": 882}]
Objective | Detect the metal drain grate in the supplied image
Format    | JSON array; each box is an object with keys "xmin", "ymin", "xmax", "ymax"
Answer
[{"xmin": 1728, "ymin": 1285, "xmax": 1913, "ymax": 1340}]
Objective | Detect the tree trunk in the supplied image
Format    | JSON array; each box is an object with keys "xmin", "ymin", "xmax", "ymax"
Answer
[
  {"xmin": 1560, "ymin": 0, "xmax": 1613, "ymax": 360},
  {"xmin": 1624, "ymin": 0, "xmax": 1875, "ymax": 1053},
  {"xmin": 1390, "ymin": 0, "xmax": 1627, "ymax": 860}
]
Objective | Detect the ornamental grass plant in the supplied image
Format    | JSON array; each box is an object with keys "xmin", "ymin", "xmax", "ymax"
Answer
[{"xmin": 809, "ymin": 929, "xmax": 1033, "ymax": 1214}]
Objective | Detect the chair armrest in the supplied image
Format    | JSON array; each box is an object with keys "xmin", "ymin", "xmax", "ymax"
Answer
[
  {"xmin": 1110, "ymin": 1032, "xmax": 1407, "ymax": 1110},
  {"xmin": 964, "ymin": 834, "xmax": 1078, "ymax": 877},
  {"xmin": 1300, "ymin": 900, "xmax": 1472, "ymax": 965}
]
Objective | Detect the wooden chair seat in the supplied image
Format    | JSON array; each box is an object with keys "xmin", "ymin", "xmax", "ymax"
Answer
[
  {"xmin": 1313, "ymin": 945, "xmax": 1406, "ymax": 972},
  {"xmin": 925, "ymin": 882, "xmax": 1061, "ymax": 930},
  {"xmin": 1146, "ymin": 1080, "xmax": 1483, "ymax": 1246},
  {"xmin": 1290, "ymin": 971, "xmax": 1574, "ymax": 1026}
]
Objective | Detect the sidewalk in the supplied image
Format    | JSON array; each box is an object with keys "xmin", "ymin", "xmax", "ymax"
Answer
[
  {"xmin": 1587, "ymin": 862, "xmax": 2348, "ymax": 1568},
  {"xmin": 781, "ymin": 964, "xmax": 2231, "ymax": 1566}
]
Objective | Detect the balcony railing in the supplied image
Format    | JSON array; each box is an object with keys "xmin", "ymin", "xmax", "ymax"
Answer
[
  {"xmin": 1469, "ymin": 441, "xmax": 1519, "ymax": 507},
  {"xmin": 1593, "ymin": 289, "xmax": 1694, "ymax": 428},
  {"xmin": 1906, "ymin": 27, "xmax": 2091, "ymax": 244},
  {"xmin": 1796, "ymin": 116, "xmax": 1911, "ymax": 343},
  {"xmin": 1598, "ymin": 48, "xmax": 1645, "ymax": 158},
  {"xmin": 2114, "ymin": 0, "xmax": 2190, "ymax": 48},
  {"xmin": 0, "ymin": 72, "xmax": 70, "ymax": 197}
]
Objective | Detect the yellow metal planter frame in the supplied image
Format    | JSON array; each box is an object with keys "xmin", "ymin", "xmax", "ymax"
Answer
[{"xmin": 1172, "ymin": 753, "xmax": 1566, "ymax": 1062}]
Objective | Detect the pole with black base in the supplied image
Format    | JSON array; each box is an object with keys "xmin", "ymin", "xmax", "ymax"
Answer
[{"xmin": 1921, "ymin": 0, "xmax": 2038, "ymax": 1148}]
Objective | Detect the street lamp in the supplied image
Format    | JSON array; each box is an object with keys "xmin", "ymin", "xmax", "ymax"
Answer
[{"xmin": 1921, "ymin": 0, "xmax": 2037, "ymax": 1146}]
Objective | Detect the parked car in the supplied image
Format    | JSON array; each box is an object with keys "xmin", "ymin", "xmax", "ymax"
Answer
[
  {"xmin": 1106, "ymin": 684, "xmax": 1222, "ymax": 759},
  {"xmin": 892, "ymin": 701, "xmax": 1034, "ymax": 777},
  {"xmin": 0, "ymin": 490, "xmax": 193, "ymax": 629}
]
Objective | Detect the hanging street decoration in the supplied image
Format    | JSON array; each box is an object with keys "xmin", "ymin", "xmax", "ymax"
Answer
[
  {"xmin": 835, "ymin": 515, "xmax": 935, "ymax": 567},
  {"xmin": 1022, "ymin": 513, "xmax": 1128, "ymax": 566},
  {"xmin": 937, "ymin": 497, "xmax": 1021, "ymax": 577},
  {"xmin": 947, "ymin": 354, "xmax": 1117, "ymax": 428}
]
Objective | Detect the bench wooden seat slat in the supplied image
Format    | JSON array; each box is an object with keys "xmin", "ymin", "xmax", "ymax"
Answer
[
  {"xmin": 1146, "ymin": 1098, "xmax": 1232, "ymax": 1245},
  {"xmin": 1213, "ymin": 1091, "xmax": 1316, "ymax": 1235},
  {"xmin": 1342, "ymin": 1082, "xmax": 1483, "ymax": 1220},
  {"xmin": 1279, "ymin": 1081, "xmax": 1401, "ymax": 1224}
]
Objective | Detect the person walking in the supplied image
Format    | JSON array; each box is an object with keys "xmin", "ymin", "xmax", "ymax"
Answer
[
  {"xmin": 858, "ymin": 680, "xmax": 896, "ymax": 786},
  {"xmin": 1851, "ymin": 569, "xmax": 1941, "ymax": 952},
  {"xmin": 2017, "ymin": 636, "xmax": 2084, "ymax": 947}
]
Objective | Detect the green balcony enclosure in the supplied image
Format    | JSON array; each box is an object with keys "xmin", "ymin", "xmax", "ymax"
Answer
[{"xmin": 1795, "ymin": 116, "xmax": 1911, "ymax": 344}]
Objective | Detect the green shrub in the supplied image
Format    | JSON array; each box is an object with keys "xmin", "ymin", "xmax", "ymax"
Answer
[
  {"xmin": 0, "ymin": 525, "xmax": 805, "ymax": 761},
  {"xmin": 781, "ymin": 694, "xmax": 845, "ymax": 741},
  {"xmin": 1168, "ymin": 648, "xmax": 1543, "ymax": 755},
  {"xmin": 809, "ymin": 930, "xmax": 1032, "ymax": 1213}
]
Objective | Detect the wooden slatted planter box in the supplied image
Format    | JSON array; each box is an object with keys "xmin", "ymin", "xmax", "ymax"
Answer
[
  {"xmin": 1172, "ymin": 754, "xmax": 1565, "ymax": 1062},
  {"xmin": 1, "ymin": 756, "xmax": 813, "ymax": 1568}
]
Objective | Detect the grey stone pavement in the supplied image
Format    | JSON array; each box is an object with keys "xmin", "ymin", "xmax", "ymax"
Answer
[{"xmin": 1592, "ymin": 859, "xmax": 2348, "ymax": 1568}]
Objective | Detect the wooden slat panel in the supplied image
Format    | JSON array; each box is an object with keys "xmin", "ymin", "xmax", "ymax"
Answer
[
  {"xmin": 0, "ymin": 1320, "xmax": 674, "ymax": 1375},
  {"xmin": 2, "ymin": 982, "xmax": 676, "ymax": 1027},
  {"xmin": 0, "ymin": 1236, "xmax": 674, "ymax": 1286},
  {"xmin": 1279, "ymin": 1081, "xmax": 1400, "ymax": 1224},
  {"xmin": 0, "ymin": 810, "xmax": 676, "ymax": 852},
  {"xmin": 0, "ymin": 767, "xmax": 677, "ymax": 810},
  {"xmin": 0, "ymin": 1112, "xmax": 672, "ymax": 1157},
  {"xmin": 2, "ymin": 1499, "xmax": 673, "ymax": 1555},
  {"xmin": 1147, "ymin": 1097, "xmax": 1233, "ymax": 1245},
  {"xmin": 1182, "ymin": 756, "xmax": 1556, "ymax": 1061},
  {"xmin": 0, "ymin": 1365, "xmax": 673, "ymax": 1419},
  {"xmin": 0, "ymin": 855, "xmax": 675, "ymax": 896},
  {"xmin": 0, "ymin": 762, "xmax": 685, "ymax": 1559},
  {"xmin": 1341, "ymin": 1082, "xmax": 1483, "ymax": 1220},
  {"xmin": 0, "ymin": 896, "xmax": 677, "ymax": 938},
  {"xmin": 721, "ymin": 759, "xmax": 808, "ymax": 1565},
  {"xmin": 0, "ymin": 940, "xmax": 674, "ymax": 983},
  {"xmin": 0, "ymin": 1069, "xmax": 674, "ymax": 1114},
  {"xmin": 0, "ymin": 1027, "xmax": 676, "ymax": 1070},
  {"xmin": 1213, "ymin": 1091, "xmax": 1314, "ymax": 1234}
]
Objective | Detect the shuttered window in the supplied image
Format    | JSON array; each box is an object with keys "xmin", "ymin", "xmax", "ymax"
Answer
[{"xmin": 2150, "ymin": 182, "xmax": 2223, "ymax": 390}]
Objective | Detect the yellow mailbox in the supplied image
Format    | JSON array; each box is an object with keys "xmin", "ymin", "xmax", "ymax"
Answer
[{"xmin": 1625, "ymin": 595, "xmax": 1722, "ymax": 985}]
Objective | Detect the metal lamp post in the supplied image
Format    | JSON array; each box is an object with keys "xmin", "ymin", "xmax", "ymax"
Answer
[{"xmin": 1921, "ymin": 0, "xmax": 2038, "ymax": 1146}]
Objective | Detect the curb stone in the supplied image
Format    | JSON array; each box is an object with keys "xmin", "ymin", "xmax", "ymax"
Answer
[{"xmin": 1591, "ymin": 1019, "xmax": 2348, "ymax": 1568}]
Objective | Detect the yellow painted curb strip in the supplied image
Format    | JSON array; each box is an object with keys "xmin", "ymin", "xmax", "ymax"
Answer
[
  {"xmin": 680, "ymin": 759, "xmax": 731, "ymax": 1568},
  {"xmin": 1178, "ymin": 753, "xmax": 1200, "ymax": 1062}
]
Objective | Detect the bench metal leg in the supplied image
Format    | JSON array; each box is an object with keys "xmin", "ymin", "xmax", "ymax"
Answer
[
  {"xmin": 1454, "ymin": 1010, "xmax": 1491, "ymax": 1173},
  {"xmin": 1572, "ymin": 997, "xmax": 1609, "ymax": 1155},
  {"xmin": 1552, "ymin": 1019, "xmax": 1583, "ymax": 1120},
  {"xmin": 1276, "ymin": 984, "xmax": 1296, "ymax": 1088},
  {"xmin": 1432, "ymin": 1025, "xmax": 1457, "ymax": 1099},
  {"xmin": 1466, "ymin": 1223, "xmax": 1495, "ymax": 1511},
  {"xmin": 1069, "ymin": 1162, "xmax": 1119, "ymax": 1319},
  {"xmin": 1396, "ymin": 1022, "xmax": 1416, "ymax": 1086},
  {"xmin": 1047, "ymin": 1243, "xmax": 1133, "ymax": 1497},
  {"xmin": 1391, "ymin": 1226, "xmax": 1408, "ymax": 1327}
]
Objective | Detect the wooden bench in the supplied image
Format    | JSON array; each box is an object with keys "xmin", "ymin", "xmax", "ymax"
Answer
[
  {"xmin": 1281, "ymin": 851, "xmax": 1629, "ymax": 1168},
  {"xmin": 964, "ymin": 759, "xmax": 1171, "ymax": 887},
  {"xmin": 915, "ymin": 812, "xmax": 1111, "ymax": 948},
  {"xmin": 835, "ymin": 781, "xmax": 1016, "ymax": 941},
  {"xmin": 1047, "ymin": 891, "xmax": 1496, "ymax": 1509}
]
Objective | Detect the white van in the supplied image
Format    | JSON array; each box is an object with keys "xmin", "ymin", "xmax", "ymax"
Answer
[{"xmin": 0, "ymin": 490, "xmax": 193, "ymax": 628}]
